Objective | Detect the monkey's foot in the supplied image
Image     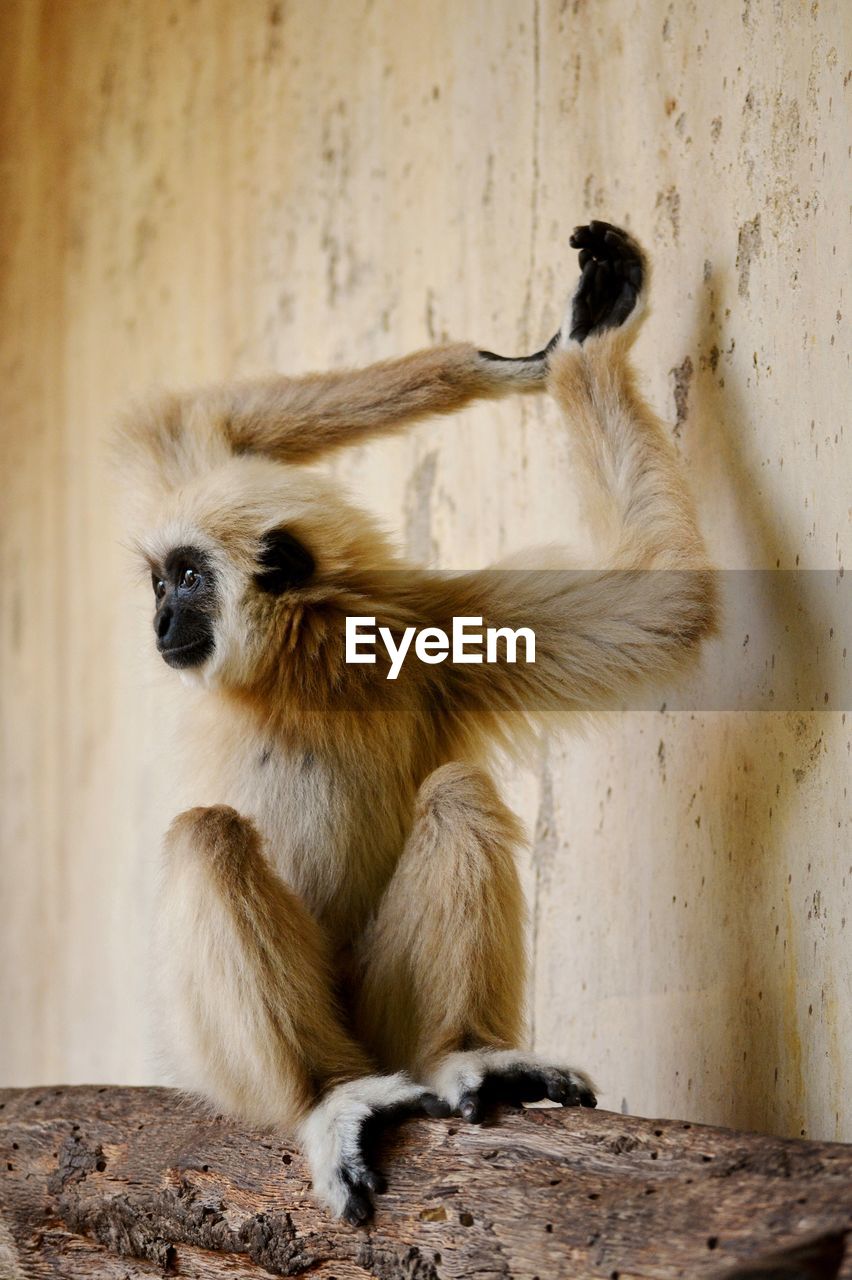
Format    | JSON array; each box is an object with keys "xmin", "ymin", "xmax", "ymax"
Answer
[
  {"xmin": 299, "ymin": 1073, "xmax": 449, "ymax": 1225},
  {"xmin": 428, "ymin": 1049, "xmax": 597, "ymax": 1123},
  {"xmin": 564, "ymin": 220, "xmax": 646, "ymax": 345}
]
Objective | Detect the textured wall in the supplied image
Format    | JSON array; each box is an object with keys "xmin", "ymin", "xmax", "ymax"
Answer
[{"xmin": 1, "ymin": 0, "xmax": 849, "ymax": 1141}]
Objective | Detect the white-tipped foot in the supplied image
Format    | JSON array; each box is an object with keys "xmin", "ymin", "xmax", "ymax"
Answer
[
  {"xmin": 426, "ymin": 1048, "xmax": 597, "ymax": 1122},
  {"xmin": 299, "ymin": 1073, "xmax": 444, "ymax": 1224}
]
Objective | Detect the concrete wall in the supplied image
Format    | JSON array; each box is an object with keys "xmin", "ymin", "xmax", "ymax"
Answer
[{"xmin": 1, "ymin": 0, "xmax": 849, "ymax": 1140}]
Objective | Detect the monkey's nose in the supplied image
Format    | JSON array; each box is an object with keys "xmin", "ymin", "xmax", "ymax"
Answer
[{"xmin": 155, "ymin": 606, "xmax": 174, "ymax": 641}]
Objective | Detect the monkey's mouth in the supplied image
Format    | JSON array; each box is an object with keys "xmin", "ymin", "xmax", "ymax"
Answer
[{"xmin": 159, "ymin": 637, "xmax": 214, "ymax": 669}]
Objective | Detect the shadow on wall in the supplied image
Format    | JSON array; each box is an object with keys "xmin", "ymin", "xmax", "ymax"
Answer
[{"xmin": 680, "ymin": 267, "xmax": 830, "ymax": 1138}]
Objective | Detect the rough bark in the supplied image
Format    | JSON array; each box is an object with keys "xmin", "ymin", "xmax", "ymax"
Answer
[{"xmin": 0, "ymin": 1086, "xmax": 849, "ymax": 1279}]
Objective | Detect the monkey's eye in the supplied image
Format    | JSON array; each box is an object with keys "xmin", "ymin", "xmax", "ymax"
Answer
[
  {"xmin": 152, "ymin": 575, "xmax": 166, "ymax": 600},
  {"xmin": 180, "ymin": 567, "xmax": 199, "ymax": 590}
]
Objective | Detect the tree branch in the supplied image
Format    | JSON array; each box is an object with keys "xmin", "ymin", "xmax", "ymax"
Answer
[{"xmin": 0, "ymin": 1086, "xmax": 849, "ymax": 1278}]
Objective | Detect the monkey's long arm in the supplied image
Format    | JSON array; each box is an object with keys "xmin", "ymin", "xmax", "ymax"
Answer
[
  {"xmin": 121, "ymin": 340, "xmax": 554, "ymax": 488},
  {"xmin": 214, "ymin": 341, "xmax": 554, "ymax": 463},
  {"xmin": 416, "ymin": 228, "xmax": 716, "ymax": 721}
]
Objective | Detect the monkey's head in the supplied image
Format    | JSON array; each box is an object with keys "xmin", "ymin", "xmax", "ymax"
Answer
[{"xmin": 133, "ymin": 449, "xmax": 398, "ymax": 693}]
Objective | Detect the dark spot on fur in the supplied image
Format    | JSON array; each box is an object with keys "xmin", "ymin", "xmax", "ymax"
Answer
[{"xmin": 255, "ymin": 528, "xmax": 315, "ymax": 595}]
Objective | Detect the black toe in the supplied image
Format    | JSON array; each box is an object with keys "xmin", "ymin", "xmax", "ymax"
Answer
[
  {"xmin": 546, "ymin": 1076, "xmax": 571, "ymax": 1105},
  {"xmin": 342, "ymin": 1188, "xmax": 372, "ymax": 1226},
  {"xmin": 422, "ymin": 1091, "xmax": 452, "ymax": 1119},
  {"xmin": 459, "ymin": 1091, "xmax": 484, "ymax": 1123}
]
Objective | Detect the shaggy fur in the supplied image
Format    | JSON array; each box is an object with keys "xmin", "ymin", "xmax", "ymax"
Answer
[{"xmin": 118, "ymin": 223, "xmax": 716, "ymax": 1223}]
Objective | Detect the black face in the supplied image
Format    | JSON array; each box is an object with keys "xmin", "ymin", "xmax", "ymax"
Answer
[{"xmin": 152, "ymin": 546, "xmax": 216, "ymax": 669}]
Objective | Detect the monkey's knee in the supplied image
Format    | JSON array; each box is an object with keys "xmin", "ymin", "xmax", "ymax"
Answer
[
  {"xmin": 165, "ymin": 804, "xmax": 263, "ymax": 877},
  {"xmin": 402, "ymin": 765, "xmax": 527, "ymax": 972},
  {"xmin": 417, "ymin": 761, "xmax": 498, "ymax": 809},
  {"xmin": 415, "ymin": 763, "xmax": 525, "ymax": 855}
]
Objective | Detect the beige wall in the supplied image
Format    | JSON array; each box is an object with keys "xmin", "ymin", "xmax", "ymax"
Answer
[{"xmin": 1, "ymin": 0, "xmax": 849, "ymax": 1141}]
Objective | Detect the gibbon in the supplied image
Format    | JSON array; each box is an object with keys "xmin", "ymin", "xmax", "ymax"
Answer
[{"xmin": 118, "ymin": 222, "xmax": 715, "ymax": 1224}]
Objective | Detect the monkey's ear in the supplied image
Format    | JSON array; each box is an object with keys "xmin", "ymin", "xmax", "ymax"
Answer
[{"xmin": 254, "ymin": 527, "xmax": 315, "ymax": 594}]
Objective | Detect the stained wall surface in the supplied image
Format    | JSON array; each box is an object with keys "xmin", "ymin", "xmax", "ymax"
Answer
[{"xmin": 1, "ymin": 0, "xmax": 849, "ymax": 1141}]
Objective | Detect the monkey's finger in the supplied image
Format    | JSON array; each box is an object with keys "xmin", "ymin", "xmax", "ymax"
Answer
[
  {"xmin": 569, "ymin": 313, "xmax": 592, "ymax": 344},
  {"xmin": 578, "ymin": 257, "xmax": 597, "ymax": 291},
  {"xmin": 363, "ymin": 1169, "xmax": 387, "ymax": 1195},
  {"xmin": 501, "ymin": 1068, "xmax": 550, "ymax": 1105},
  {"xmin": 603, "ymin": 226, "xmax": 631, "ymax": 256},
  {"xmin": 578, "ymin": 248, "xmax": 593, "ymax": 269},
  {"xmin": 366, "ymin": 1092, "xmax": 439, "ymax": 1127},
  {"xmin": 589, "ymin": 218, "xmax": 620, "ymax": 241},
  {"xmin": 605, "ymin": 225, "xmax": 643, "ymax": 265},
  {"xmin": 601, "ymin": 227, "xmax": 645, "ymax": 288},
  {"xmin": 626, "ymin": 259, "xmax": 644, "ymax": 287},
  {"xmin": 569, "ymin": 309, "xmax": 593, "ymax": 344},
  {"xmin": 543, "ymin": 1068, "xmax": 598, "ymax": 1108},
  {"xmin": 592, "ymin": 259, "xmax": 612, "ymax": 306},
  {"xmin": 475, "ymin": 1068, "xmax": 552, "ymax": 1110},
  {"xmin": 342, "ymin": 1187, "xmax": 373, "ymax": 1227},
  {"xmin": 479, "ymin": 1075, "xmax": 524, "ymax": 1108},
  {"xmin": 575, "ymin": 261, "xmax": 597, "ymax": 315},
  {"xmin": 570, "ymin": 224, "xmax": 596, "ymax": 250},
  {"xmin": 422, "ymin": 1092, "xmax": 452, "ymax": 1119},
  {"xmin": 458, "ymin": 1091, "xmax": 484, "ymax": 1123},
  {"xmin": 561, "ymin": 1072, "xmax": 598, "ymax": 1108},
  {"xmin": 583, "ymin": 224, "xmax": 609, "ymax": 257},
  {"xmin": 341, "ymin": 1152, "xmax": 384, "ymax": 1195},
  {"xmin": 586, "ymin": 265, "xmax": 611, "ymax": 327},
  {"xmin": 545, "ymin": 1075, "xmax": 575, "ymax": 1105},
  {"xmin": 608, "ymin": 284, "xmax": 639, "ymax": 328}
]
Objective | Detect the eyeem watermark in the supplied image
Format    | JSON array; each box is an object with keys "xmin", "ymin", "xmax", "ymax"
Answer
[{"xmin": 346, "ymin": 616, "xmax": 536, "ymax": 681}]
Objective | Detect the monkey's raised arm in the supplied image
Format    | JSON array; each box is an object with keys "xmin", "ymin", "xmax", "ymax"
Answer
[
  {"xmin": 217, "ymin": 341, "xmax": 556, "ymax": 464},
  {"xmin": 417, "ymin": 230, "xmax": 716, "ymax": 723},
  {"xmin": 121, "ymin": 340, "xmax": 555, "ymax": 490}
]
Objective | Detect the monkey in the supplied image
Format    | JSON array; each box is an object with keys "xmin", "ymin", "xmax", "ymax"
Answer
[{"xmin": 117, "ymin": 222, "xmax": 716, "ymax": 1224}]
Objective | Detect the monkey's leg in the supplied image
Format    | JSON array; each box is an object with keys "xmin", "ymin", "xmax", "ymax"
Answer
[
  {"xmin": 355, "ymin": 764, "xmax": 596, "ymax": 1121},
  {"xmin": 159, "ymin": 805, "xmax": 443, "ymax": 1224}
]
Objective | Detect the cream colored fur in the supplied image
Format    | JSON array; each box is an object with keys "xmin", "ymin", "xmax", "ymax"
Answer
[{"xmin": 118, "ymin": 229, "xmax": 716, "ymax": 1219}]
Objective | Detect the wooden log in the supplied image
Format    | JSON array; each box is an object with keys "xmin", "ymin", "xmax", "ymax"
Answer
[
  {"xmin": 724, "ymin": 1230, "xmax": 848, "ymax": 1278},
  {"xmin": 0, "ymin": 1086, "xmax": 849, "ymax": 1279}
]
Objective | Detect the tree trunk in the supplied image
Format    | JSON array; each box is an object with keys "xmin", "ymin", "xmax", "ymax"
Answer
[{"xmin": 0, "ymin": 1085, "xmax": 849, "ymax": 1279}]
